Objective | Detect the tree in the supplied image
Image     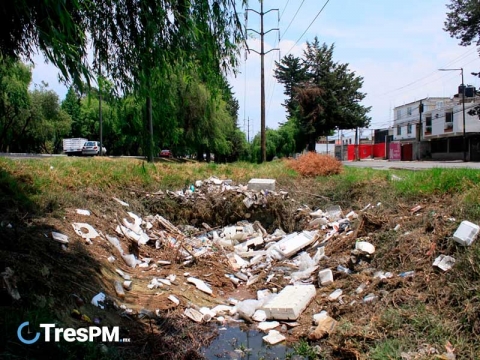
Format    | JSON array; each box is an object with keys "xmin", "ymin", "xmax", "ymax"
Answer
[
  {"xmin": 26, "ymin": 85, "xmax": 72, "ymax": 153},
  {"xmin": 298, "ymin": 39, "xmax": 370, "ymax": 150},
  {"xmin": 445, "ymin": 0, "xmax": 480, "ymax": 118},
  {"xmin": 273, "ymin": 54, "xmax": 308, "ymax": 116},
  {"xmin": 0, "ymin": 58, "xmax": 31, "ymax": 152},
  {"xmin": 61, "ymin": 87, "xmax": 82, "ymax": 137},
  {"xmin": 445, "ymin": 0, "xmax": 480, "ymax": 47}
]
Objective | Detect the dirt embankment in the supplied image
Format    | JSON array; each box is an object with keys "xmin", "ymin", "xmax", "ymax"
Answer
[{"xmin": 1, "ymin": 171, "xmax": 479, "ymax": 360}]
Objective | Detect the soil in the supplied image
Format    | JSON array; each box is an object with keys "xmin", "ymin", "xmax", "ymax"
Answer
[{"xmin": 0, "ymin": 174, "xmax": 476, "ymax": 359}]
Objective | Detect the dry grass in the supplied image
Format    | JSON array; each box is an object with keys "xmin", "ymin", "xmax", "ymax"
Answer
[{"xmin": 286, "ymin": 152, "xmax": 343, "ymax": 177}]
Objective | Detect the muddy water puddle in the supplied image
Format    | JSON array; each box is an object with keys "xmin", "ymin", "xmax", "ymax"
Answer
[{"xmin": 200, "ymin": 325, "xmax": 298, "ymax": 359}]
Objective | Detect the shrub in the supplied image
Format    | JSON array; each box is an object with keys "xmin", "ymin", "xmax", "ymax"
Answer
[{"xmin": 286, "ymin": 152, "xmax": 342, "ymax": 177}]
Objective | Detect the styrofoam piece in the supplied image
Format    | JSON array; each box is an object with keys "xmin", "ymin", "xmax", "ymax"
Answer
[
  {"xmin": 433, "ymin": 255, "xmax": 456, "ymax": 271},
  {"xmin": 318, "ymin": 269, "xmax": 333, "ymax": 286},
  {"xmin": 262, "ymin": 330, "xmax": 285, "ymax": 345},
  {"xmin": 212, "ymin": 305, "xmax": 233, "ymax": 315},
  {"xmin": 184, "ymin": 308, "xmax": 203, "ymax": 323},
  {"xmin": 168, "ymin": 295, "xmax": 180, "ymax": 306},
  {"xmin": 247, "ymin": 178, "xmax": 276, "ymax": 191},
  {"xmin": 199, "ymin": 307, "xmax": 216, "ymax": 322},
  {"xmin": 328, "ymin": 289, "xmax": 343, "ymax": 301},
  {"xmin": 123, "ymin": 212, "xmax": 142, "ymax": 234},
  {"xmin": 72, "ymin": 223, "xmax": 99, "ymax": 240},
  {"xmin": 309, "ymin": 209, "xmax": 325, "ymax": 218},
  {"xmin": 252, "ymin": 310, "xmax": 267, "ymax": 322},
  {"xmin": 355, "ymin": 241, "xmax": 375, "ymax": 254},
  {"xmin": 262, "ymin": 285, "xmax": 316, "ymax": 320},
  {"xmin": 313, "ymin": 311, "xmax": 328, "ymax": 325},
  {"xmin": 187, "ymin": 277, "xmax": 213, "ymax": 295},
  {"xmin": 76, "ymin": 209, "xmax": 91, "ymax": 216},
  {"xmin": 453, "ymin": 220, "xmax": 479, "ymax": 246},
  {"xmin": 275, "ymin": 231, "xmax": 318, "ymax": 258},
  {"xmin": 325, "ymin": 205, "xmax": 343, "ymax": 221},
  {"xmin": 112, "ymin": 197, "xmax": 129, "ymax": 206},
  {"xmin": 51, "ymin": 232, "xmax": 69, "ymax": 244},
  {"xmin": 91, "ymin": 292, "xmax": 106, "ymax": 309},
  {"xmin": 257, "ymin": 321, "xmax": 280, "ymax": 331},
  {"xmin": 121, "ymin": 253, "xmax": 137, "ymax": 268}
]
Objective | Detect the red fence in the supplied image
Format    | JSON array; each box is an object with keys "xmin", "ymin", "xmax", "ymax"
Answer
[{"xmin": 347, "ymin": 144, "xmax": 386, "ymax": 160}]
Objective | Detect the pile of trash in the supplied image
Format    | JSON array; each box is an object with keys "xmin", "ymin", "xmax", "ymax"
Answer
[{"xmin": 45, "ymin": 177, "xmax": 480, "ymax": 348}]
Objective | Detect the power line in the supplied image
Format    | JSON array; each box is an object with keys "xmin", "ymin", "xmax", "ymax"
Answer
[
  {"xmin": 281, "ymin": 0, "xmax": 305, "ymax": 40},
  {"xmin": 375, "ymin": 48, "xmax": 477, "ymax": 98},
  {"xmin": 279, "ymin": 0, "xmax": 290, "ymax": 20},
  {"xmin": 286, "ymin": 0, "xmax": 331, "ymax": 56}
]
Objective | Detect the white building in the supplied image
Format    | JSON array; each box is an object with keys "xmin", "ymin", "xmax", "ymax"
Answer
[{"xmin": 392, "ymin": 89, "xmax": 480, "ymax": 161}]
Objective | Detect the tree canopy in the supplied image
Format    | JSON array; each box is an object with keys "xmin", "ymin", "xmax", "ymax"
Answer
[
  {"xmin": 0, "ymin": 0, "xmax": 247, "ymax": 92},
  {"xmin": 274, "ymin": 38, "xmax": 371, "ymax": 151}
]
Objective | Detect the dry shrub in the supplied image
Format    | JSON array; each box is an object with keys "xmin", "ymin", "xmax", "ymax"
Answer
[{"xmin": 286, "ymin": 151, "xmax": 343, "ymax": 177}]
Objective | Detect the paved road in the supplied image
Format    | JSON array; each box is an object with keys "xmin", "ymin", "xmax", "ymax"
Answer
[
  {"xmin": 342, "ymin": 159, "xmax": 480, "ymax": 170},
  {"xmin": 2, "ymin": 152, "xmax": 480, "ymax": 170}
]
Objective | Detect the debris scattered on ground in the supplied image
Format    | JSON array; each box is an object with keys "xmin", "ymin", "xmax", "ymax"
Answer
[{"xmin": 22, "ymin": 174, "xmax": 478, "ymax": 358}]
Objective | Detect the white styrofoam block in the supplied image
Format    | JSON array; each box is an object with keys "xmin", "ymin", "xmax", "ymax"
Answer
[
  {"xmin": 277, "ymin": 231, "xmax": 318, "ymax": 258},
  {"xmin": 247, "ymin": 178, "xmax": 276, "ymax": 191},
  {"xmin": 318, "ymin": 268, "xmax": 333, "ymax": 286},
  {"xmin": 262, "ymin": 285, "xmax": 316, "ymax": 320},
  {"xmin": 453, "ymin": 220, "xmax": 479, "ymax": 246}
]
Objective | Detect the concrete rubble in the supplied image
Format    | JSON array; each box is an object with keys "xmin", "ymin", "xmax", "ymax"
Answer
[{"xmin": 60, "ymin": 176, "xmax": 475, "ymax": 350}]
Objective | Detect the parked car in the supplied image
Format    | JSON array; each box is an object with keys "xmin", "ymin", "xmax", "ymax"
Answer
[
  {"xmin": 82, "ymin": 141, "xmax": 107, "ymax": 156},
  {"xmin": 159, "ymin": 149, "xmax": 173, "ymax": 158}
]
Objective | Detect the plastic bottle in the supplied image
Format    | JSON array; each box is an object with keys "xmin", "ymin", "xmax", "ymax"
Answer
[
  {"xmin": 337, "ymin": 265, "xmax": 352, "ymax": 275},
  {"xmin": 399, "ymin": 271, "xmax": 415, "ymax": 278}
]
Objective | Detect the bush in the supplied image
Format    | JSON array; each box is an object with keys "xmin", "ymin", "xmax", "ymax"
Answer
[{"xmin": 286, "ymin": 152, "xmax": 342, "ymax": 177}]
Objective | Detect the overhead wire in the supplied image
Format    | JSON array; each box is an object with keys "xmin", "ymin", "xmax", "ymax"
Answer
[{"xmin": 285, "ymin": 0, "xmax": 331, "ymax": 56}]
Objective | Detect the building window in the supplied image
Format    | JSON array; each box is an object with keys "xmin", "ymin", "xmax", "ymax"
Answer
[
  {"xmin": 436, "ymin": 101, "xmax": 444, "ymax": 109},
  {"xmin": 445, "ymin": 111, "xmax": 453, "ymax": 131},
  {"xmin": 407, "ymin": 124, "xmax": 412, "ymax": 134},
  {"xmin": 397, "ymin": 125, "xmax": 401, "ymax": 135},
  {"xmin": 425, "ymin": 115, "xmax": 432, "ymax": 134},
  {"xmin": 396, "ymin": 109, "xmax": 402, "ymax": 119},
  {"xmin": 407, "ymin": 107, "xmax": 412, "ymax": 115}
]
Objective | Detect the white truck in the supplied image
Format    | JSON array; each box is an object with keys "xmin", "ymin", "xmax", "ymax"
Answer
[{"xmin": 63, "ymin": 138, "xmax": 88, "ymax": 156}]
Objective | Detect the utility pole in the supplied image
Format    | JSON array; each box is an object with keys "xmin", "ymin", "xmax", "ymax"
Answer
[
  {"xmin": 246, "ymin": 1, "xmax": 279, "ymax": 163},
  {"xmin": 417, "ymin": 100, "xmax": 423, "ymax": 161},
  {"xmin": 247, "ymin": 116, "xmax": 250, "ymax": 143}
]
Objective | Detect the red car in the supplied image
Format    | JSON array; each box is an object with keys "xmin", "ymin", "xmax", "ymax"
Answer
[{"xmin": 159, "ymin": 149, "xmax": 173, "ymax": 158}]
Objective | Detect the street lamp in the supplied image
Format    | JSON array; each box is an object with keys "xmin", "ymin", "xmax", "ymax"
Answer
[{"xmin": 438, "ymin": 68, "xmax": 467, "ymax": 162}]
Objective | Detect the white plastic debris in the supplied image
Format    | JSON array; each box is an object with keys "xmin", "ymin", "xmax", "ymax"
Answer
[
  {"xmin": 113, "ymin": 197, "xmax": 129, "ymax": 206},
  {"xmin": 168, "ymin": 295, "xmax": 180, "ymax": 306},
  {"xmin": 328, "ymin": 289, "xmax": 343, "ymax": 301},
  {"xmin": 121, "ymin": 253, "xmax": 137, "ymax": 268},
  {"xmin": 184, "ymin": 308, "xmax": 203, "ymax": 323},
  {"xmin": 313, "ymin": 311, "xmax": 329, "ymax": 325},
  {"xmin": 257, "ymin": 321, "xmax": 280, "ymax": 332},
  {"xmin": 262, "ymin": 285, "xmax": 316, "ymax": 320},
  {"xmin": 147, "ymin": 278, "xmax": 163, "ymax": 289},
  {"xmin": 72, "ymin": 223, "xmax": 99, "ymax": 241},
  {"xmin": 107, "ymin": 255, "xmax": 116, "ymax": 263},
  {"xmin": 433, "ymin": 255, "xmax": 456, "ymax": 271},
  {"xmin": 51, "ymin": 232, "xmax": 69, "ymax": 244},
  {"xmin": 76, "ymin": 209, "xmax": 91, "ymax": 216},
  {"xmin": 252, "ymin": 310, "xmax": 267, "ymax": 322},
  {"xmin": 123, "ymin": 281, "xmax": 132, "ymax": 290},
  {"xmin": 452, "ymin": 220, "xmax": 479, "ymax": 246},
  {"xmin": 91, "ymin": 292, "xmax": 106, "ymax": 309},
  {"xmin": 187, "ymin": 277, "xmax": 213, "ymax": 295},
  {"xmin": 199, "ymin": 307, "xmax": 216, "ymax": 322},
  {"xmin": 355, "ymin": 241, "xmax": 375, "ymax": 254},
  {"xmin": 262, "ymin": 330, "xmax": 285, "ymax": 345},
  {"xmin": 318, "ymin": 269, "xmax": 333, "ymax": 286}
]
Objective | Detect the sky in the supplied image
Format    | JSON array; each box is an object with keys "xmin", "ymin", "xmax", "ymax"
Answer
[{"xmin": 31, "ymin": 0, "xmax": 480, "ymax": 141}]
